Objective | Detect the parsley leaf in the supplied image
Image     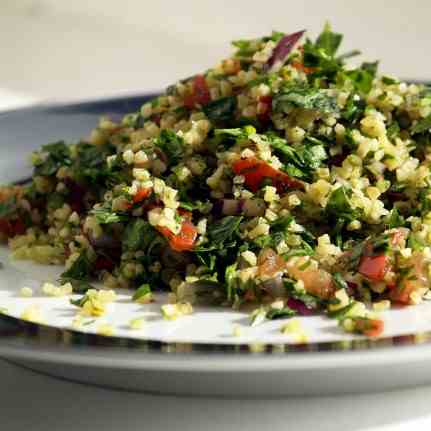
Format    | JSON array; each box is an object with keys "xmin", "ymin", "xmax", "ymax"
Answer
[
  {"xmin": 386, "ymin": 208, "xmax": 405, "ymax": 229},
  {"xmin": 273, "ymin": 84, "xmax": 339, "ymax": 114},
  {"xmin": 203, "ymin": 96, "xmax": 237, "ymax": 124},
  {"xmin": 206, "ymin": 216, "xmax": 243, "ymax": 248},
  {"xmin": 266, "ymin": 307, "xmax": 297, "ymax": 320},
  {"xmin": 326, "ymin": 186, "xmax": 359, "ymax": 222},
  {"xmin": 332, "ymin": 272, "xmax": 348, "ymax": 290},
  {"xmin": 60, "ymin": 252, "xmax": 93, "ymax": 292},
  {"xmin": 0, "ymin": 196, "xmax": 17, "ymax": 219},
  {"xmin": 154, "ymin": 130, "xmax": 185, "ymax": 165},
  {"xmin": 411, "ymin": 115, "xmax": 431, "ymax": 135},
  {"xmin": 315, "ymin": 22, "xmax": 343, "ymax": 57},
  {"xmin": 342, "ymin": 61, "xmax": 378, "ymax": 94},
  {"xmin": 267, "ymin": 134, "xmax": 327, "ymax": 181},
  {"xmin": 90, "ymin": 207, "xmax": 128, "ymax": 225},
  {"xmin": 123, "ymin": 219, "xmax": 158, "ymax": 252},
  {"xmin": 34, "ymin": 141, "xmax": 71, "ymax": 176}
]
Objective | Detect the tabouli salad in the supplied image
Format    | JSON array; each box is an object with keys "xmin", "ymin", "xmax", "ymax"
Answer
[{"xmin": 2, "ymin": 24, "xmax": 431, "ymax": 338}]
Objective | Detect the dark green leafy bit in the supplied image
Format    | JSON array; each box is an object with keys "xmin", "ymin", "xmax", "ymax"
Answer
[
  {"xmin": 253, "ymin": 215, "xmax": 315, "ymax": 256},
  {"xmin": 327, "ymin": 301, "xmax": 355, "ymax": 319},
  {"xmin": 315, "ymin": 22, "xmax": 342, "ymax": 57},
  {"xmin": 47, "ymin": 193, "xmax": 66, "ymax": 211},
  {"xmin": 273, "ymin": 84, "xmax": 339, "ymax": 114},
  {"xmin": 0, "ymin": 196, "xmax": 17, "ymax": 219},
  {"xmin": 332, "ymin": 272, "xmax": 348, "ymax": 290},
  {"xmin": 326, "ymin": 186, "xmax": 360, "ymax": 222},
  {"xmin": 205, "ymin": 216, "xmax": 243, "ymax": 249},
  {"xmin": 302, "ymin": 23, "xmax": 344, "ymax": 80},
  {"xmin": 411, "ymin": 115, "xmax": 431, "ymax": 135},
  {"xmin": 407, "ymin": 233, "xmax": 426, "ymax": 251},
  {"xmin": 387, "ymin": 121, "xmax": 400, "ymax": 139},
  {"xmin": 268, "ymin": 134, "xmax": 327, "ymax": 181},
  {"xmin": 341, "ymin": 61, "xmax": 378, "ymax": 95},
  {"xmin": 341, "ymin": 95, "xmax": 366, "ymax": 123},
  {"xmin": 179, "ymin": 200, "xmax": 212, "ymax": 213},
  {"xmin": 90, "ymin": 207, "xmax": 128, "ymax": 224},
  {"xmin": 34, "ymin": 141, "xmax": 71, "ymax": 176},
  {"xmin": 70, "ymin": 294, "xmax": 89, "ymax": 308},
  {"xmin": 386, "ymin": 208, "xmax": 405, "ymax": 229},
  {"xmin": 154, "ymin": 129, "xmax": 185, "ymax": 165},
  {"xmin": 232, "ymin": 39, "xmax": 260, "ymax": 58},
  {"xmin": 60, "ymin": 252, "xmax": 93, "ymax": 293},
  {"xmin": 224, "ymin": 263, "xmax": 238, "ymax": 302},
  {"xmin": 132, "ymin": 284, "xmax": 152, "ymax": 301},
  {"xmin": 381, "ymin": 76, "xmax": 399, "ymax": 85},
  {"xmin": 123, "ymin": 219, "xmax": 158, "ymax": 252},
  {"xmin": 266, "ymin": 306, "xmax": 297, "ymax": 320},
  {"xmin": 203, "ymin": 96, "xmax": 237, "ymax": 123}
]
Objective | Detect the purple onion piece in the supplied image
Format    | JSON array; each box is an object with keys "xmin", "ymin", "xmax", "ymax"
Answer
[
  {"xmin": 346, "ymin": 281, "xmax": 358, "ymax": 297},
  {"xmin": 265, "ymin": 30, "xmax": 306, "ymax": 72},
  {"xmin": 286, "ymin": 297, "xmax": 314, "ymax": 316}
]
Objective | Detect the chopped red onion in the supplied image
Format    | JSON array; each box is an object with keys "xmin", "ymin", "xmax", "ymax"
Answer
[
  {"xmin": 286, "ymin": 297, "xmax": 314, "ymax": 316},
  {"xmin": 265, "ymin": 30, "xmax": 306, "ymax": 72}
]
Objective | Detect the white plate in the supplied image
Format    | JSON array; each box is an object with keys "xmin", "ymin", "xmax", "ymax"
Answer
[{"xmin": 2, "ymin": 95, "xmax": 431, "ymax": 397}]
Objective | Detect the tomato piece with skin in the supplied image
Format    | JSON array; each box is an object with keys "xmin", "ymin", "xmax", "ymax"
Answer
[
  {"xmin": 354, "ymin": 318, "xmax": 384, "ymax": 337},
  {"xmin": 232, "ymin": 157, "xmax": 303, "ymax": 193},
  {"xmin": 132, "ymin": 187, "xmax": 153, "ymax": 204},
  {"xmin": 157, "ymin": 220, "xmax": 197, "ymax": 252},
  {"xmin": 291, "ymin": 61, "xmax": 316, "ymax": 74},
  {"xmin": 183, "ymin": 75, "xmax": 210, "ymax": 109},
  {"xmin": 257, "ymin": 95, "xmax": 272, "ymax": 123},
  {"xmin": 358, "ymin": 255, "xmax": 389, "ymax": 281},
  {"xmin": 0, "ymin": 218, "xmax": 26, "ymax": 238}
]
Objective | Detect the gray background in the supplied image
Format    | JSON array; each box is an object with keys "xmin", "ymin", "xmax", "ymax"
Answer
[{"xmin": 1, "ymin": 0, "xmax": 430, "ymax": 101}]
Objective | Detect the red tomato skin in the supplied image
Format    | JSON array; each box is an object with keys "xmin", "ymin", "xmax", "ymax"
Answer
[
  {"xmin": 357, "ymin": 318, "xmax": 384, "ymax": 337},
  {"xmin": 232, "ymin": 158, "xmax": 303, "ymax": 193},
  {"xmin": 0, "ymin": 218, "xmax": 26, "ymax": 238},
  {"xmin": 358, "ymin": 255, "xmax": 389, "ymax": 281},
  {"xmin": 184, "ymin": 75, "xmax": 210, "ymax": 109},
  {"xmin": 157, "ymin": 220, "xmax": 197, "ymax": 252},
  {"xmin": 258, "ymin": 95, "xmax": 272, "ymax": 123},
  {"xmin": 132, "ymin": 188, "xmax": 152, "ymax": 204}
]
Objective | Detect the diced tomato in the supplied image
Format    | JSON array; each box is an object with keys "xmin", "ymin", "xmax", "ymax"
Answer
[
  {"xmin": 232, "ymin": 157, "xmax": 303, "ymax": 193},
  {"xmin": 0, "ymin": 218, "xmax": 26, "ymax": 238},
  {"xmin": 244, "ymin": 289, "xmax": 256, "ymax": 302},
  {"xmin": 151, "ymin": 114, "xmax": 161, "ymax": 126},
  {"xmin": 157, "ymin": 220, "xmax": 197, "ymax": 252},
  {"xmin": 389, "ymin": 285, "xmax": 413, "ymax": 305},
  {"xmin": 355, "ymin": 318, "xmax": 384, "ymax": 337},
  {"xmin": 291, "ymin": 61, "xmax": 316, "ymax": 74},
  {"xmin": 183, "ymin": 75, "xmax": 211, "ymax": 109},
  {"xmin": 132, "ymin": 187, "xmax": 153, "ymax": 204},
  {"xmin": 257, "ymin": 95, "xmax": 272, "ymax": 123},
  {"xmin": 257, "ymin": 248, "xmax": 286, "ymax": 278},
  {"xmin": 177, "ymin": 208, "xmax": 192, "ymax": 220},
  {"xmin": 358, "ymin": 255, "xmax": 389, "ymax": 281}
]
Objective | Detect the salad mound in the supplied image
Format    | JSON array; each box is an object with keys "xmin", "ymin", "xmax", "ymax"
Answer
[{"xmin": 2, "ymin": 24, "xmax": 431, "ymax": 337}]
